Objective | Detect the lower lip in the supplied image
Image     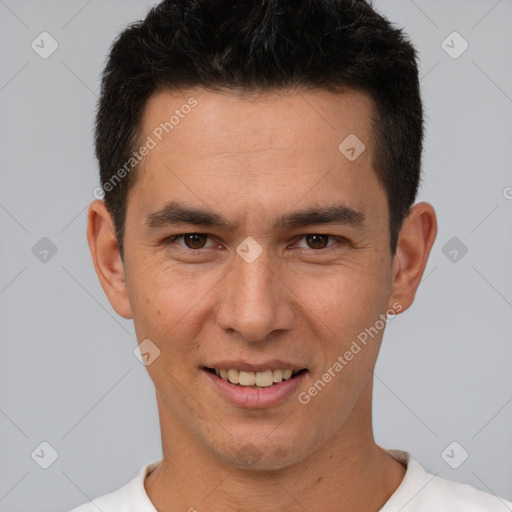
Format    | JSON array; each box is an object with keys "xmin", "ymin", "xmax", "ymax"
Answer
[{"xmin": 203, "ymin": 369, "xmax": 307, "ymax": 408}]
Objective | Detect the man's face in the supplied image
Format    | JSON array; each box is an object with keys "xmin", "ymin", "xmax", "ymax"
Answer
[{"xmin": 121, "ymin": 88, "xmax": 397, "ymax": 469}]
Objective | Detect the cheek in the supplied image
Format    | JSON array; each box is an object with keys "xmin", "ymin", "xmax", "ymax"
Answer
[
  {"xmin": 129, "ymin": 256, "xmax": 186, "ymax": 315},
  {"xmin": 291, "ymin": 260, "xmax": 391, "ymax": 384},
  {"xmin": 295, "ymin": 261, "xmax": 389, "ymax": 331},
  {"xmin": 126, "ymin": 259, "xmax": 222, "ymax": 357},
  {"xmin": 296, "ymin": 270, "xmax": 387, "ymax": 418}
]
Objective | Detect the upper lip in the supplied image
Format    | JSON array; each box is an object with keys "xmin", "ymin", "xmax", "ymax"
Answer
[{"xmin": 204, "ymin": 359, "xmax": 307, "ymax": 373}]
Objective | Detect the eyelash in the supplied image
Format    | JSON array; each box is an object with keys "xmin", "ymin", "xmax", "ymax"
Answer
[{"xmin": 163, "ymin": 233, "xmax": 348, "ymax": 254}]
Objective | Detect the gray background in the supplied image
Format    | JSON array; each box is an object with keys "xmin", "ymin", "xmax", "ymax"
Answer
[{"xmin": 1, "ymin": 0, "xmax": 511, "ymax": 510}]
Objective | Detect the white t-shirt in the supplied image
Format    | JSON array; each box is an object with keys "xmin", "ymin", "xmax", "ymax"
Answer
[{"xmin": 69, "ymin": 449, "xmax": 512, "ymax": 511}]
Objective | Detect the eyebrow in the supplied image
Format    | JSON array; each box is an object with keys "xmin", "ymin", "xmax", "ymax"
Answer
[{"xmin": 145, "ymin": 200, "xmax": 365, "ymax": 232}]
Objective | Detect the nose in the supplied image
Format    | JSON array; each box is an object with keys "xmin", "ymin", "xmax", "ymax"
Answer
[{"xmin": 215, "ymin": 248, "xmax": 295, "ymax": 342}]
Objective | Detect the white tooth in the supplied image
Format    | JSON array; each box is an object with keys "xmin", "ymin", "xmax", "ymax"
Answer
[
  {"xmin": 239, "ymin": 371, "xmax": 256, "ymax": 386},
  {"xmin": 282, "ymin": 369, "xmax": 293, "ymax": 380},
  {"xmin": 227, "ymin": 369, "xmax": 239, "ymax": 384},
  {"xmin": 219, "ymin": 369, "xmax": 296, "ymax": 386},
  {"xmin": 255, "ymin": 370, "xmax": 274, "ymax": 387},
  {"xmin": 272, "ymin": 369, "xmax": 283, "ymax": 383}
]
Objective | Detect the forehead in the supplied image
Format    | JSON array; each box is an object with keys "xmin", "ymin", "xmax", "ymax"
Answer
[
  {"xmin": 140, "ymin": 87, "xmax": 375, "ymax": 159},
  {"xmin": 129, "ymin": 87, "xmax": 385, "ymax": 231}
]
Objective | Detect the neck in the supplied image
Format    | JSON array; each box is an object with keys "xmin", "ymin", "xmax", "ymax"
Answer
[{"xmin": 145, "ymin": 387, "xmax": 406, "ymax": 511}]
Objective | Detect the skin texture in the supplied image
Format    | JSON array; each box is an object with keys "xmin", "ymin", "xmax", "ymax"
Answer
[{"xmin": 87, "ymin": 88, "xmax": 437, "ymax": 511}]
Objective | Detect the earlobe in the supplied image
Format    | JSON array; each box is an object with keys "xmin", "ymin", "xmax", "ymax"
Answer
[
  {"xmin": 86, "ymin": 200, "xmax": 133, "ymax": 319},
  {"xmin": 388, "ymin": 202, "xmax": 437, "ymax": 313}
]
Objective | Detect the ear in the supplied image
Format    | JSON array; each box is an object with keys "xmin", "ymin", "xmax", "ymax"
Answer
[
  {"xmin": 86, "ymin": 200, "xmax": 133, "ymax": 319},
  {"xmin": 388, "ymin": 202, "xmax": 437, "ymax": 313}
]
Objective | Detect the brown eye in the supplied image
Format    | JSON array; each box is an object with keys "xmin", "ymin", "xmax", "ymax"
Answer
[
  {"xmin": 304, "ymin": 234, "xmax": 331, "ymax": 249},
  {"xmin": 165, "ymin": 233, "xmax": 214, "ymax": 250},
  {"xmin": 182, "ymin": 233, "xmax": 208, "ymax": 249}
]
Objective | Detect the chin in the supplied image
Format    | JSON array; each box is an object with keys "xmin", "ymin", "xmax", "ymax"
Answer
[{"xmin": 208, "ymin": 428, "xmax": 310, "ymax": 472}]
